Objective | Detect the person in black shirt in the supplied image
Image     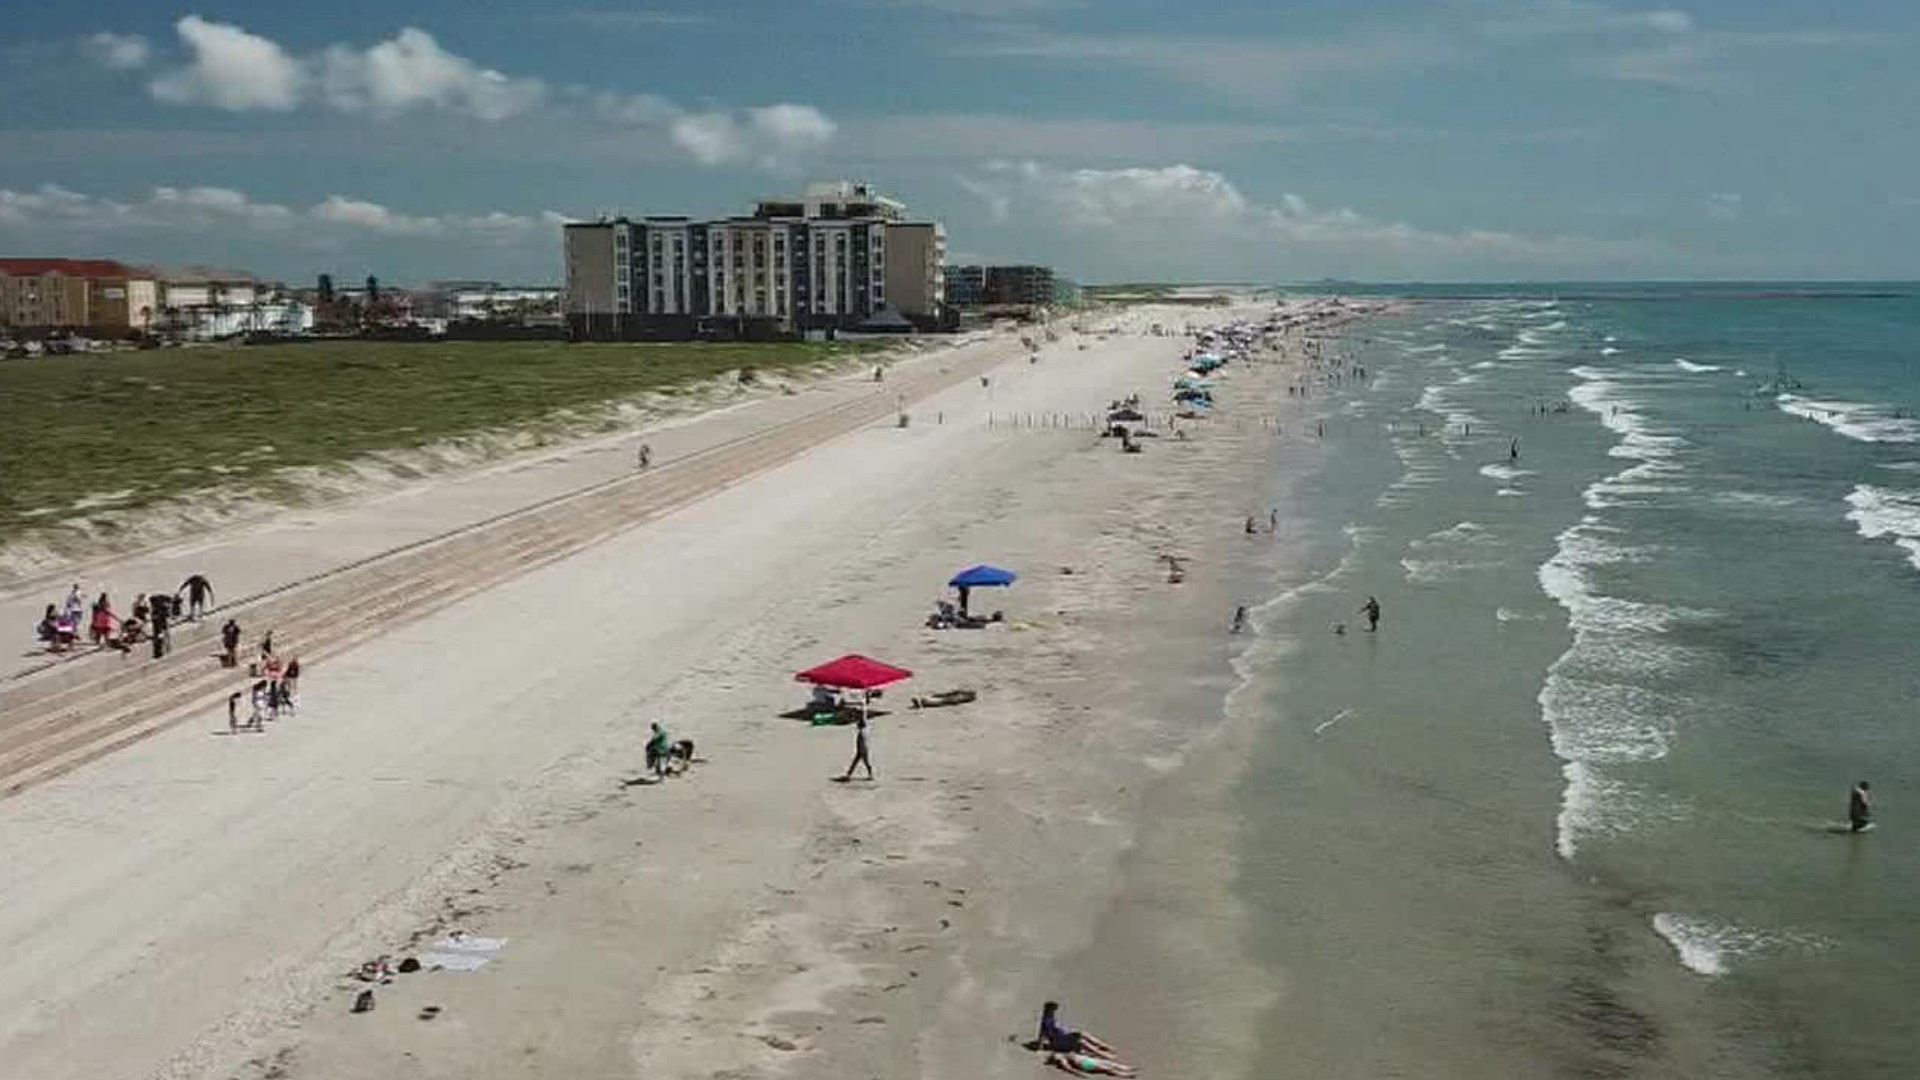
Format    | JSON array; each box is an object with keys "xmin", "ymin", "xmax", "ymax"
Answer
[
  {"xmin": 178, "ymin": 574, "xmax": 214, "ymax": 620},
  {"xmin": 1849, "ymin": 781, "xmax": 1874, "ymax": 833}
]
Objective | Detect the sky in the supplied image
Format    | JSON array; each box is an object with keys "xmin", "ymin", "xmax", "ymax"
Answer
[{"xmin": 1, "ymin": 1, "xmax": 1916, "ymax": 284}]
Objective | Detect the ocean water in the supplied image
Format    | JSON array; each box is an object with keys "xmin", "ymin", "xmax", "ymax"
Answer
[{"xmin": 1237, "ymin": 287, "xmax": 1920, "ymax": 1078}]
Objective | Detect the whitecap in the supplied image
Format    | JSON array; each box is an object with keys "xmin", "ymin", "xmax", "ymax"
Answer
[
  {"xmin": 1713, "ymin": 490, "xmax": 1802, "ymax": 511},
  {"xmin": 1673, "ymin": 358, "xmax": 1722, "ymax": 373},
  {"xmin": 1650, "ymin": 913, "xmax": 1831, "ymax": 978},
  {"xmin": 1599, "ymin": 346, "xmax": 1621, "ymax": 356},
  {"xmin": 1479, "ymin": 463, "xmax": 1535, "ymax": 481},
  {"xmin": 1777, "ymin": 394, "xmax": 1920, "ymax": 444},
  {"xmin": 1652, "ymin": 913, "xmax": 1733, "ymax": 976},
  {"xmin": 1845, "ymin": 484, "xmax": 1920, "ymax": 571}
]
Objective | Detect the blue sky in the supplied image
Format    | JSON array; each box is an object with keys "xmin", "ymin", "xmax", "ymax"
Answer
[{"xmin": 2, "ymin": 1, "xmax": 1915, "ymax": 283}]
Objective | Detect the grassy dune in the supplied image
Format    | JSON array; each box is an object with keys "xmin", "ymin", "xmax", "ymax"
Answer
[{"xmin": 0, "ymin": 339, "xmax": 879, "ymax": 542}]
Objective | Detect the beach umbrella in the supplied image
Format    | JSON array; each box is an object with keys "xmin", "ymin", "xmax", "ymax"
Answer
[
  {"xmin": 948, "ymin": 565, "xmax": 1017, "ymax": 589},
  {"xmin": 948, "ymin": 564, "xmax": 1016, "ymax": 615},
  {"xmin": 795, "ymin": 654, "xmax": 914, "ymax": 722}
]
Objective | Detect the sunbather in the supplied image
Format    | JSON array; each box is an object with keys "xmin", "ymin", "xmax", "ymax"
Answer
[
  {"xmin": 1039, "ymin": 1002, "xmax": 1122, "ymax": 1060},
  {"xmin": 1046, "ymin": 1052, "xmax": 1136, "ymax": 1076}
]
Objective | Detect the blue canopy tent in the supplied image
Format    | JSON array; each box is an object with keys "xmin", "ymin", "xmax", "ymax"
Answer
[{"xmin": 948, "ymin": 564, "xmax": 1017, "ymax": 616}]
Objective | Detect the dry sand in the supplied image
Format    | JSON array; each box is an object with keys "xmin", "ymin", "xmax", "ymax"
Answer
[{"xmin": 0, "ymin": 300, "xmax": 1365, "ymax": 1080}]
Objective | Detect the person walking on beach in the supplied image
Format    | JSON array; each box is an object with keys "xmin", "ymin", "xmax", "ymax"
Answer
[
  {"xmin": 1360, "ymin": 596, "xmax": 1382, "ymax": 633},
  {"xmin": 636, "ymin": 443, "xmax": 652, "ymax": 471},
  {"xmin": 178, "ymin": 573, "xmax": 214, "ymax": 620},
  {"xmin": 220, "ymin": 618, "xmax": 242, "ymax": 668},
  {"xmin": 281, "ymin": 656, "xmax": 301, "ymax": 714},
  {"xmin": 1509, "ymin": 437, "xmax": 1520, "ymax": 463},
  {"xmin": 1269, "ymin": 508, "xmax": 1279, "ymax": 532},
  {"xmin": 1849, "ymin": 781, "xmax": 1874, "ymax": 833},
  {"xmin": 1230, "ymin": 605, "xmax": 1249, "ymax": 634},
  {"xmin": 840, "ymin": 713, "xmax": 874, "ymax": 782},
  {"xmin": 63, "ymin": 584, "xmax": 85, "ymax": 629},
  {"xmin": 1245, "ymin": 515, "xmax": 1258, "ymax": 536},
  {"xmin": 227, "ymin": 691, "xmax": 243, "ymax": 734}
]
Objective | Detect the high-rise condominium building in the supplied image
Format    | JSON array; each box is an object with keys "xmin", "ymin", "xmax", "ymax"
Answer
[{"xmin": 564, "ymin": 182, "xmax": 945, "ymax": 340}]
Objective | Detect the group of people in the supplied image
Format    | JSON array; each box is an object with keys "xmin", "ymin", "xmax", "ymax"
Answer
[
  {"xmin": 35, "ymin": 576, "xmax": 212, "ymax": 659},
  {"xmin": 224, "ymin": 631, "xmax": 301, "ymax": 734}
]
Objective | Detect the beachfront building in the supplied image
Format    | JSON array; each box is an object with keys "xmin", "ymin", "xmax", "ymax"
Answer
[
  {"xmin": 942, "ymin": 264, "xmax": 1059, "ymax": 313},
  {"xmin": 943, "ymin": 264, "xmax": 986, "ymax": 307},
  {"xmin": 564, "ymin": 181, "xmax": 947, "ymax": 340},
  {"xmin": 415, "ymin": 280, "xmax": 563, "ymax": 323},
  {"xmin": 0, "ymin": 258, "xmax": 160, "ymax": 337}
]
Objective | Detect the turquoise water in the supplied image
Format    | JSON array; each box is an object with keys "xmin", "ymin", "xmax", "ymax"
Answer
[{"xmin": 1239, "ymin": 288, "xmax": 1920, "ymax": 1077}]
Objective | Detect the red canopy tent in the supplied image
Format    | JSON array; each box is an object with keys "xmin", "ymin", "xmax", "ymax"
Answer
[
  {"xmin": 794, "ymin": 654, "xmax": 913, "ymax": 690},
  {"xmin": 795, "ymin": 655, "xmax": 912, "ymax": 724}
]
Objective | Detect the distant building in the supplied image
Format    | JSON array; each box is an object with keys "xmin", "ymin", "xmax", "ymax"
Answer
[
  {"xmin": 564, "ymin": 181, "xmax": 946, "ymax": 340},
  {"xmin": 942, "ymin": 264, "xmax": 1058, "ymax": 310},
  {"xmin": 943, "ymin": 264, "xmax": 986, "ymax": 307},
  {"xmin": 0, "ymin": 258, "xmax": 160, "ymax": 335},
  {"xmin": 419, "ymin": 280, "xmax": 563, "ymax": 323}
]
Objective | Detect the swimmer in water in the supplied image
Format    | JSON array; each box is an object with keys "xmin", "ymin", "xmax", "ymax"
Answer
[{"xmin": 1849, "ymin": 780, "xmax": 1874, "ymax": 833}]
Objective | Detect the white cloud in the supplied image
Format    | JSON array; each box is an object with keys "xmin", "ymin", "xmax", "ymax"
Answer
[
  {"xmin": 667, "ymin": 103, "xmax": 836, "ymax": 166},
  {"xmin": 130, "ymin": 17, "xmax": 829, "ymax": 164},
  {"xmin": 150, "ymin": 16, "xmax": 306, "ymax": 110},
  {"xmin": 82, "ymin": 32, "xmax": 151, "ymax": 70},
  {"xmin": 884, "ymin": 0, "xmax": 1083, "ymax": 13},
  {"xmin": 1476, "ymin": 1, "xmax": 1694, "ymax": 37},
  {"xmin": 0, "ymin": 184, "xmax": 119, "ymax": 226},
  {"xmin": 311, "ymin": 195, "xmax": 445, "ymax": 235},
  {"xmin": 958, "ymin": 161, "xmax": 1656, "ymax": 277},
  {"xmin": 1576, "ymin": 24, "xmax": 1885, "ymax": 92},
  {"xmin": 318, "ymin": 28, "xmax": 545, "ymax": 120},
  {"xmin": 564, "ymin": 9, "xmax": 711, "ymax": 29},
  {"xmin": 750, "ymin": 104, "xmax": 838, "ymax": 152},
  {"xmin": 958, "ymin": 29, "xmax": 1446, "ymax": 103},
  {"xmin": 150, "ymin": 185, "xmax": 297, "ymax": 225},
  {"xmin": 0, "ymin": 184, "xmax": 538, "ymax": 238},
  {"xmin": 147, "ymin": 17, "xmax": 541, "ymax": 120}
]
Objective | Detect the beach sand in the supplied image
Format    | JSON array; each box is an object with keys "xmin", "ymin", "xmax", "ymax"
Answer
[{"xmin": 0, "ymin": 300, "xmax": 1365, "ymax": 1080}]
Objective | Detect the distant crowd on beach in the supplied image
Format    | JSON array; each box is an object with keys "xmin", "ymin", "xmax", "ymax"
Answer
[
  {"xmin": 33, "ymin": 573, "xmax": 214, "ymax": 659},
  {"xmin": 29, "ymin": 572, "xmax": 304, "ymax": 735}
]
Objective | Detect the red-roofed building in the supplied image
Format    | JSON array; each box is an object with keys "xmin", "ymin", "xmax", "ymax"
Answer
[{"xmin": 0, "ymin": 258, "xmax": 160, "ymax": 335}]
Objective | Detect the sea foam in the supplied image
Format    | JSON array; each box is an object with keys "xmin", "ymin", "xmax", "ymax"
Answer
[
  {"xmin": 1777, "ymin": 395, "xmax": 1920, "ymax": 443},
  {"xmin": 1845, "ymin": 484, "xmax": 1920, "ymax": 571},
  {"xmin": 1673, "ymin": 358, "xmax": 1722, "ymax": 373}
]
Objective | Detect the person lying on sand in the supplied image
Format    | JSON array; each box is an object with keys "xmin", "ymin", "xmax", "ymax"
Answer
[{"xmin": 1051, "ymin": 1049, "xmax": 1136, "ymax": 1076}]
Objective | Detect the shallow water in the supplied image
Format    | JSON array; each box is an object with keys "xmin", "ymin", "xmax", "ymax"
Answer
[{"xmin": 1236, "ymin": 290, "xmax": 1920, "ymax": 1078}]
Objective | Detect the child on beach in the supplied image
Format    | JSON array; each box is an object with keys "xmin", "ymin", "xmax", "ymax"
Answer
[{"xmin": 839, "ymin": 713, "xmax": 874, "ymax": 782}]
